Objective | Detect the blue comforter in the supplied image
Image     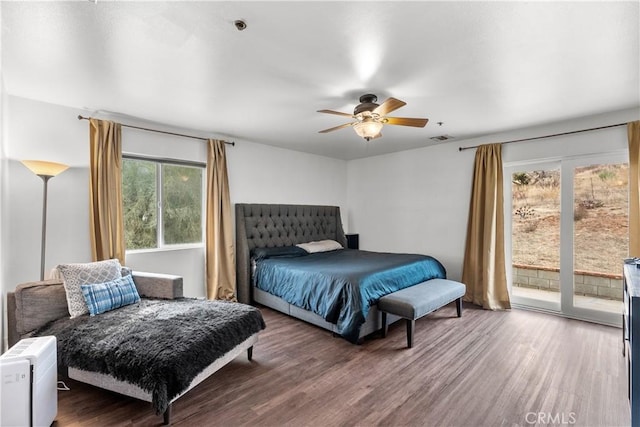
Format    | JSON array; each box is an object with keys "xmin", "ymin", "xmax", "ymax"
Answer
[{"xmin": 254, "ymin": 249, "xmax": 446, "ymax": 343}]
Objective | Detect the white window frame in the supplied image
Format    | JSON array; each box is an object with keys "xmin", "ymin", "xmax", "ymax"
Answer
[{"xmin": 504, "ymin": 149, "xmax": 628, "ymax": 327}]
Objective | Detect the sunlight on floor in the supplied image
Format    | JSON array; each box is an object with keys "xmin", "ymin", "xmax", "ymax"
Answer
[{"xmin": 513, "ymin": 286, "xmax": 622, "ymax": 314}]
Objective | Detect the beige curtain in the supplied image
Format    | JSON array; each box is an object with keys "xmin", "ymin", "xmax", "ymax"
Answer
[
  {"xmin": 462, "ymin": 143, "xmax": 511, "ymax": 310},
  {"xmin": 88, "ymin": 118, "xmax": 125, "ymax": 264},
  {"xmin": 630, "ymin": 121, "xmax": 640, "ymax": 257},
  {"xmin": 205, "ymin": 139, "xmax": 236, "ymax": 300}
]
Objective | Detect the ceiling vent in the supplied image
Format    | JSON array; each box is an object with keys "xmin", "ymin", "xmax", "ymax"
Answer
[{"xmin": 430, "ymin": 135, "xmax": 454, "ymax": 141}]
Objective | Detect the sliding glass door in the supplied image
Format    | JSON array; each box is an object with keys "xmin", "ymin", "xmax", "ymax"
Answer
[
  {"xmin": 563, "ymin": 156, "xmax": 627, "ymax": 324},
  {"xmin": 505, "ymin": 152, "xmax": 628, "ymax": 325},
  {"xmin": 506, "ymin": 162, "xmax": 561, "ymax": 312}
]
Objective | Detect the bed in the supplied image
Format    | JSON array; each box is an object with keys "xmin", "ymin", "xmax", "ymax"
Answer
[
  {"xmin": 7, "ymin": 271, "xmax": 265, "ymax": 424},
  {"xmin": 235, "ymin": 203, "xmax": 446, "ymax": 342}
]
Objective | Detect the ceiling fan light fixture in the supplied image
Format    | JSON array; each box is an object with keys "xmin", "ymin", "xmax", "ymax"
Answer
[
  {"xmin": 353, "ymin": 119, "xmax": 383, "ymax": 141},
  {"xmin": 317, "ymin": 93, "xmax": 428, "ymax": 141}
]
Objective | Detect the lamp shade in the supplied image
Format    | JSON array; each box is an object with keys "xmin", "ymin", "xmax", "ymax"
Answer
[
  {"xmin": 21, "ymin": 160, "xmax": 69, "ymax": 177},
  {"xmin": 353, "ymin": 119, "xmax": 383, "ymax": 141}
]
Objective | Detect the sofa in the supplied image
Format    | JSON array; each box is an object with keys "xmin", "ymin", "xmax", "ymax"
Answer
[
  {"xmin": 6, "ymin": 268, "xmax": 265, "ymax": 424},
  {"xmin": 7, "ymin": 271, "xmax": 183, "ymax": 348}
]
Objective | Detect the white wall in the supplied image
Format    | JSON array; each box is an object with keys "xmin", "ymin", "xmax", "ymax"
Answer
[
  {"xmin": 3, "ymin": 95, "xmax": 347, "ymax": 300},
  {"xmin": 347, "ymin": 108, "xmax": 640, "ymax": 282},
  {"xmin": 4, "ymin": 96, "xmax": 91, "ymax": 290}
]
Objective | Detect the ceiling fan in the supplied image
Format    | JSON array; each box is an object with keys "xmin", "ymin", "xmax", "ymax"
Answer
[{"xmin": 317, "ymin": 94, "xmax": 429, "ymax": 141}]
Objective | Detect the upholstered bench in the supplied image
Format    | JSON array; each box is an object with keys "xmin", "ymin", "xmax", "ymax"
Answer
[{"xmin": 378, "ymin": 279, "xmax": 466, "ymax": 348}]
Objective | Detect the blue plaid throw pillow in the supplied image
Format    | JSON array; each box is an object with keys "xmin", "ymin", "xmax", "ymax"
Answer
[{"xmin": 81, "ymin": 274, "xmax": 141, "ymax": 316}]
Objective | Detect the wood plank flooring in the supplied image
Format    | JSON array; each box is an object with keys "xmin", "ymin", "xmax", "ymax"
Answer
[{"xmin": 54, "ymin": 304, "xmax": 630, "ymax": 426}]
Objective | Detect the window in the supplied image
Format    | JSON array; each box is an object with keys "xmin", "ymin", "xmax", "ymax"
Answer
[{"xmin": 122, "ymin": 156, "xmax": 205, "ymax": 250}]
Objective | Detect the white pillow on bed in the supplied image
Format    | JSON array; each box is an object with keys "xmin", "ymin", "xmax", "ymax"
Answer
[{"xmin": 296, "ymin": 239, "xmax": 343, "ymax": 254}]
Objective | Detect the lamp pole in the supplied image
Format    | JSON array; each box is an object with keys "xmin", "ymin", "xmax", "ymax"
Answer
[
  {"xmin": 39, "ymin": 174, "xmax": 53, "ymax": 281},
  {"xmin": 21, "ymin": 160, "xmax": 69, "ymax": 281}
]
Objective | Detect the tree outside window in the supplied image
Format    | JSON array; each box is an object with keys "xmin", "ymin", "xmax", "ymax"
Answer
[{"xmin": 122, "ymin": 157, "xmax": 204, "ymax": 250}]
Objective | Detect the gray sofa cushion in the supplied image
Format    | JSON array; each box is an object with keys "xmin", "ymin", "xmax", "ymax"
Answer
[
  {"xmin": 14, "ymin": 280, "xmax": 69, "ymax": 336},
  {"xmin": 9, "ymin": 271, "xmax": 185, "ymax": 348},
  {"xmin": 132, "ymin": 271, "xmax": 183, "ymax": 299}
]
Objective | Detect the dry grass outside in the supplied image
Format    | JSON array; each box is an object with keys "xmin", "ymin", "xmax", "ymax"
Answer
[{"xmin": 512, "ymin": 164, "xmax": 628, "ymax": 275}]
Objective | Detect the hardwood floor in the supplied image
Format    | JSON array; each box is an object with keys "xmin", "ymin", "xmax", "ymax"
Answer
[{"xmin": 55, "ymin": 304, "xmax": 630, "ymax": 426}]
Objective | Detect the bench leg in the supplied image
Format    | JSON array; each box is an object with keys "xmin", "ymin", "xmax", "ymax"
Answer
[
  {"xmin": 381, "ymin": 312, "xmax": 388, "ymax": 338},
  {"xmin": 247, "ymin": 346, "xmax": 253, "ymax": 361},
  {"xmin": 456, "ymin": 297, "xmax": 463, "ymax": 317},
  {"xmin": 406, "ymin": 319, "xmax": 415, "ymax": 348}
]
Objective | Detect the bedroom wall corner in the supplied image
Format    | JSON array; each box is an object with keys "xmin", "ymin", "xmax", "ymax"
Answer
[
  {"xmin": 227, "ymin": 139, "xmax": 348, "ymax": 206},
  {"xmin": 226, "ymin": 139, "xmax": 349, "ymax": 231},
  {"xmin": 346, "ymin": 142, "xmax": 474, "ymax": 282},
  {"xmin": 346, "ymin": 107, "xmax": 640, "ymax": 284}
]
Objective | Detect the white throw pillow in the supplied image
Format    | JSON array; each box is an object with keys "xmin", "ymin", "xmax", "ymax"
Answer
[
  {"xmin": 296, "ymin": 239, "xmax": 343, "ymax": 254},
  {"xmin": 56, "ymin": 259, "xmax": 123, "ymax": 318}
]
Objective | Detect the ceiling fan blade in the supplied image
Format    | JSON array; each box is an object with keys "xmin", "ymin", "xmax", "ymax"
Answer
[
  {"xmin": 384, "ymin": 117, "xmax": 429, "ymax": 128},
  {"xmin": 317, "ymin": 109, "xmax": 353, "ymax": 118},
  {"xmin": 373, "ymin": 97, "xmax": 406, "ymax": 116},
  {"xmin": 318, "ymin": 122, "xmax": 354, "ymax": 133}
]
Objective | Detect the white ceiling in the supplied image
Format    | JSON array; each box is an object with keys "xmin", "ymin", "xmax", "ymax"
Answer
[{"xmin": 2, "ymin": 1, "xmax": 639, "ymax": 160}]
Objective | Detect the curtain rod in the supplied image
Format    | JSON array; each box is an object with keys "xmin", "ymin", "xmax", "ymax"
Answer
[
  {"xmin": 77, "ymin": 115, "xmax": 235, "ymax": 146},
  {"xmin": 458, "ymin": 122, "xmax": 628, "ymax": 152}
]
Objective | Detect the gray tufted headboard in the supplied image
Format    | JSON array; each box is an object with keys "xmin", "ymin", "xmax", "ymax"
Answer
[{"xmin": 235, "ymin": 203, "xmax": 347, "ymax": 304}]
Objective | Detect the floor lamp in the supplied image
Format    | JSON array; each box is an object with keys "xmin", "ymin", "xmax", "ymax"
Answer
[{"xmin": 21, "ymin": 160, "xmax": 69, "ymax": 280}]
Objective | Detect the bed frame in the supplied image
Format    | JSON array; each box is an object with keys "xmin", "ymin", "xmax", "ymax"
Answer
[
  {"xmin": 68, "ymin": 333, "xmax": 258, "ymax": 424},
  {"xmin": 235, "ymin": 203, "xmax": 399, "ymax": 340}
]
